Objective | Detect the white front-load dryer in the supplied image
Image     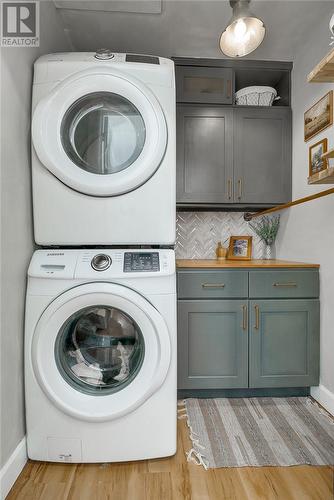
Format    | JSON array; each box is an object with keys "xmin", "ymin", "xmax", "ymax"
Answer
[
  {"xmin": 31, "ymin": 51, "xmax": 175, "ymax": 245},
  {"xmin": 25, "ymin": 249, "xmax": 177, "ymax": 462}
]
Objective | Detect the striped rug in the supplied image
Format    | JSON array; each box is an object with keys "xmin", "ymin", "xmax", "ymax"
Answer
[{"xmin": 181, "ymin": 398, "xmax": 334, "ymax": 469}]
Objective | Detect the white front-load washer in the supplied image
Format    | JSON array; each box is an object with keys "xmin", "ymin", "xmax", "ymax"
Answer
[
  {"xmin": 31, "ymin": 51, "xmax": 175, "ymax": 245},
  {"xmin": 25, "ymin": 249, "xmax": 177, "ymax": 462}
]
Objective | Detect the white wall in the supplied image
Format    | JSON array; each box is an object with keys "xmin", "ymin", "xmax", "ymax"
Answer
[
  {"xmin": 0, "ymin": 0, "xmax": 70, "ymax": 478},
  {"xmin": 276, "ymin": 7, "xmax": 334, "ymax": 413}
]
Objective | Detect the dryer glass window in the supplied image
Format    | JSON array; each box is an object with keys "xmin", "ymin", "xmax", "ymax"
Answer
[
  {"xmin": 61, "ymin": 92, "xmax": 146, "ymax": 175},
  {"xmin": 55, "ymin": 305, "xmax": 145, "ymax": 395}
]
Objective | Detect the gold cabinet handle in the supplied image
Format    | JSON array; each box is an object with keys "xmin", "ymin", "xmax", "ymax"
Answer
[
  {"xmin": 226, "ymin": 79, "xmax": 232, "ymax": 98},
  {"xmin": 227, "ymin": 179, "xmax": 232, "ymax": 200},
  {"xmin": 201, "ymin": 283, "xmax": 225, "ymax": 288},
  {"xmin": 254, "ymin": 305, "xmax": 260, "ymax": 330},
  {"xmin": 237, "ymin": 179, "xmax": 242, "ymax": 199},
  {"xmin": 242, "ymin": 305, "xmax": 247, "ymax": 330},
  {"xmin": 273, "ymin": 282, "xmax": 297, "ymax": 287}
]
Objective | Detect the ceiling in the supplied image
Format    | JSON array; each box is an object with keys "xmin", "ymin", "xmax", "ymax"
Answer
[{"xmin": 56, "ymin": 0, "xmax": 334, "ymax": 61}]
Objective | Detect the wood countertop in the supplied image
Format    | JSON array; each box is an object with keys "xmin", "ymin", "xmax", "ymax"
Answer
[{"xmin": 176, "ymin": 259, "xmax": 320, "ymax": 269}]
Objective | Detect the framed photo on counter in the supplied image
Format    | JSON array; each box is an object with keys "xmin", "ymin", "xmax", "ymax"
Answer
[{"xmin": 227, "ymin": 236, "xmax": 252, "ymax": 260}]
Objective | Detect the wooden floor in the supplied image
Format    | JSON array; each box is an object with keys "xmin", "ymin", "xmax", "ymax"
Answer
[{"xmin": 7, "ymin": 418, "xmax": 334, "ymax": 500}]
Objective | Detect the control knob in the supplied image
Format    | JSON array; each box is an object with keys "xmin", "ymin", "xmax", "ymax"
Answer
[
  {"xmin": 94, "ymin": 48, "xmax": 114, "ymax": 60},
  {"xmin": 91, "ymin": 254, "xmax": 112, "ymax": 271}
]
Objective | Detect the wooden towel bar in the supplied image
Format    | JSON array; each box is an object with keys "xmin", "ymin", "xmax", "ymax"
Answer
[{"xmin": 244, "ymin": 187, "xmax": 334, "ymax": 221}]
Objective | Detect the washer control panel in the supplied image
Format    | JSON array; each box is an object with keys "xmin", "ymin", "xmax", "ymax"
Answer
[
  {"xmin": 91, "ymin": 254, "xmax": 112, "ymax": 271},
  {"xmin": 28, "ymin": 249, "xmax": 175, "ymax": 279},
  {"xmin": 124, "ymin": 252, "xmax": 160, "ymax": 272}
]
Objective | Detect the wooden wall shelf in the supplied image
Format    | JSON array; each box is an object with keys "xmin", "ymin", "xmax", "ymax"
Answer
[
  {"xmin": 308, "ymin": 47, "xmax": 334, "ymax": 83},
  {"xmin": 307, "ymin": 50, "xmax": 334, "ymax": 183},
  {"xmin": 308, "ymin": 167, "xmax": 334, "ymax": 185},
  {"xmin": 321, "ymin": 148, "xmax": 334, "ymax": 160}
]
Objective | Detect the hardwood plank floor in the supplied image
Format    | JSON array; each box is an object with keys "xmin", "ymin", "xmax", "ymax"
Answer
[{"xmin": 7, "ymin": 418, "xmax": 334, "ymax": 500}]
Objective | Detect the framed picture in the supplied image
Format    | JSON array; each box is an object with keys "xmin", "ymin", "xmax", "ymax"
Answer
[
  {"xmin": 304, "ymin": 91, "xmax": 333, "ymax": 142},
  {"xmin": 227, "ymin": 236, "xmax": 252, "ymax": 260},
  {"xmin": 309, "ymin": 138, "xmax": 328, "ymax": 177}
]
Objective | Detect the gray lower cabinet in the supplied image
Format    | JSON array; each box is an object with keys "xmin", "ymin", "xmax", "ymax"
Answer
[
  {"xmin": 249, "ymin": 299, "xmax": 320, "ymax": 388},
  {"xmin": 233, "ymin": 107, "xmax": 292, "ymax": 204},
  {"xmin": 178, "ymin": 300, "xmax": 248, "ymax": 389},
  {"xmin": 177, "ymin": 268, "xmax": 320, "ymax": 391},
  {"xmin": 176, "ymin": 106, "xmax": 233, "ymax": 204}
]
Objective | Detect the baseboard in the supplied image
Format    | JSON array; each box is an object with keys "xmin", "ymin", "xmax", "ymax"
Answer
[
  {"xmin": 178, "ymin": 387, "xmax": 310, "ymax": 399},
  {"xmin": 0, "ymin": 437, "xmax": 27, "ymax": 499},
  {"xmin": 311, "ymin": 384, "xmax": 334, "ymax": 416}
]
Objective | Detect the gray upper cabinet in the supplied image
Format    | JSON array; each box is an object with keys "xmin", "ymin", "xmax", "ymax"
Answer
[
  {"xmin": 233, "ymin": 108, "xmax": 292, "ymax": 204},
  {"xmin": 178, "ymin": 300, "xmax": 248, "ymax": 389},
  {"xmin": 176, "ymin": 105, "xmax": 292, "ymax": 205},
  {"xmin": 174, "ymin": 57, "xmax": 292, "ymax": 208},
  {"xmin": 249, "ymin": 299, "xmax": 320, "ymax": 388},
  {"xmin": 176, "ymin": 106, "xmax": 233, "ymax": 204},
  {"xmin": 176, "ymin": 66, "xmax": 233, "ymax": 104}
]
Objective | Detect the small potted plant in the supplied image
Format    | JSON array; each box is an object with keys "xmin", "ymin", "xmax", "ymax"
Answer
[{"xmin": 249, "ymin": 215, "xmax": 280, "ymax": 259}]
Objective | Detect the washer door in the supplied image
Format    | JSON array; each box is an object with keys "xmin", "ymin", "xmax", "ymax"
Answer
[
  {"xmin": 32, "ymin": 68, "xmax": 167, "ymax": 196},
  {"xmin": 32, "ymin": 283, "xmax": 171, "ymax": 422}
]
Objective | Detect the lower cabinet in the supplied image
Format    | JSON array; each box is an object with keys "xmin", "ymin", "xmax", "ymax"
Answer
[
  {"xmin": 178, "ymin": 300, "xmax": 248, "ymax": 389},
  {"xmin": 177, "ymin": 269, "xmax": 320, "ymax": 390},
  {"xmin": 249, "ymin": 299, "xmax": 320, "ymax": 388}
]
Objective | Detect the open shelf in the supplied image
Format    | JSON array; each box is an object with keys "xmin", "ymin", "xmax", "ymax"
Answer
[
  {"xmin": 308, "ymin": 47, "xmax": 334, "ymax": 83},
  {"xmin": 234, "ymin": 67, "xmax": 291, "ymax": 106},
  {"xmin": 308, "ymin": 167, "xmax": 334, "ymax": 185},
  {"xmin": 307, "ymin": 49, "xmax": 334, "ymax": 184}
]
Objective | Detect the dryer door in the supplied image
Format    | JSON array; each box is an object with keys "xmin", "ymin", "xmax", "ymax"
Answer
[
  {"xmin": 32, "ymin": 68, "xmax": 167, "ymax": 196},
  {"xmin": 31, "ymin": 283, "xmax": 171, "ymax": 422}
]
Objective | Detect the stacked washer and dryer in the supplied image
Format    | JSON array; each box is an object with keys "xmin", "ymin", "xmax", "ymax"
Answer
[{"xmin": 25, "ymin": 50, "xmax": 177, "ymax": 462}]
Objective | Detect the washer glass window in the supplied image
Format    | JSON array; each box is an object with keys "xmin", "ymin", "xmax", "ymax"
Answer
[
  {"xmin": 55, "ymin": 305, "xmax": 145, "ymax": 395},
  {"xmin": 61, "ymin": 92, "xmax": 146, "ymax": 175}
]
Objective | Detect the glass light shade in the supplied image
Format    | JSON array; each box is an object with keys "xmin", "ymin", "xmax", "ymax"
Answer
[{"xmin": 220, "ymin": 13, "xmax": 265, "ymax": 58}]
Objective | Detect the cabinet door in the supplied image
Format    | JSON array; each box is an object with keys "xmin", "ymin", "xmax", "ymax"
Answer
[
  {"xmin": 176, "ymin": 66, "xmax": 233, "ymax": 104},
  {"xmin": 178, "ymin": 300, "xmax": 248, "ymax": 389},
  {"xmin": 233, "ymin": 108, "xmax": 292, "ymax": 204},
  {"xmin": 249, "ymin": 300, "xmax": 320, "ymax": 388},
  {"xmin": 176, "ymin": 106, "xmax": 233, "ymax": 204}
]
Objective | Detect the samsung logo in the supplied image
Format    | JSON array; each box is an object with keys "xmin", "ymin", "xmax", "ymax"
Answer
[{"xmin": 47, "ymin": 252, "xmax": 64, "ymax": 256}]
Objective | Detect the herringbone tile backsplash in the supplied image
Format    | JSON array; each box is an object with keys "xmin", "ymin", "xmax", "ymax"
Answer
[{"xmin": 175, "ymin": 211, "xmax": 263, "ymax": 259}]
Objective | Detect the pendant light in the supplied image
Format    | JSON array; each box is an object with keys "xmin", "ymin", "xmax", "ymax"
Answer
[{"xmin": 220, "ymin": 0, "xmax": 266, "ymax": 58}]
